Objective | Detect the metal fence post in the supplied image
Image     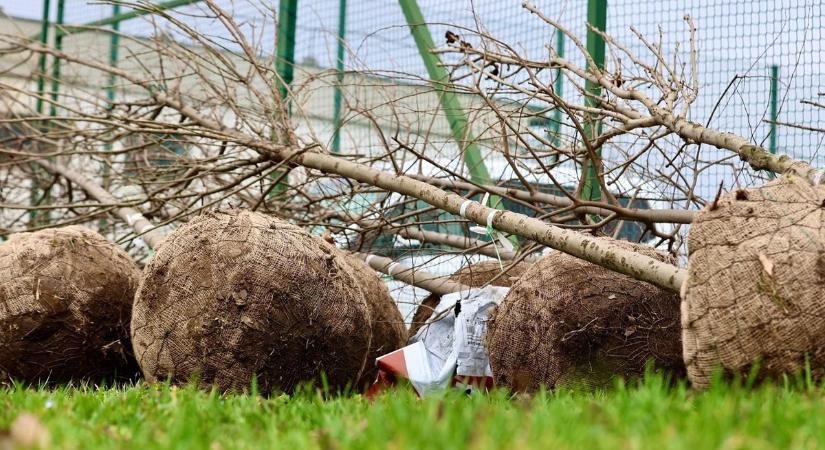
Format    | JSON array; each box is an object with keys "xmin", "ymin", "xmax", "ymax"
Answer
[
  {"xmin": 332, "ymin": 0, "xmax": 347, "ymax": 154},
  {"xmin": 106, "ymin": 4, "xmax": 121, "ymax": 108},
  {"xmin": 59, "ymin": 0, "xmax": 201, "ymax": 31},
  {"xmin": 268, "ymin": 0, "xmax": 298, "ymax": 199},
  {"xmin": 48, "ymin": 0, "xmax": 65, "ymax": 118},
  {"xmin": 397, "ymin": 0, "xmax": 493, "ymax": 188},
  {"xmin": 399, "ymin": 0, "xmax": 519, "ymax": 249},
  {"xmin": 31, "ymin": 0, "xmax": 53, "ymax": 225},
  {"xmin": 35, "ymin": 0, "xmax": 51, "ymax": 115},
  {"xmin": 548, "ymin": 28, "xmax": 565, "ymax": 162},
  {"xmin": 275, "ymin": 0, "xmax": 297, "ymax": 103},
  {"xmin": 581, "ymin": 0, "xmax": 607, "ymax": 202},
  {"xmin": 768, "ymin": 64, "xmax": 779, "ymax": 180}
]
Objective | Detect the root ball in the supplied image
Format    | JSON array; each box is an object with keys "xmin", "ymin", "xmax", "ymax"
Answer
[
  {"xmin": 487, "ymin": 240, "xmax": 684, "ymax": 392},
  {"xmin": 131, "ymin": 209, "xmax": 403, "ymax": 393},
  {"xmin": 0, "ymin": 226, "xmax": 140, "ymax": 383}
]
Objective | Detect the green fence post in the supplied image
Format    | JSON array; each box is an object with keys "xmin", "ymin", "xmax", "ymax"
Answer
[
  {"xmin": 399, "ymin": 0, "xmax": 519, "ymax": 250},
  {"xmin": 106, "ymin": 4, "xmax": 121, "ymax": 107},
  {"xmin": 28, "ymin": 1, "xmax": 205, "ymax": 40},
  {"xmin": 31, "ymin": 0, "xmax": 53, "ymax": 225},
  {"xmin": 331, "ymin": 0, "xmax": 347, "ymax": 154},
  {"xmin": 275, "ymin": 0, "xmax": 297, "ymax": 103},
  {"xmin": 57, "ymin": 0, "xmax": 201, "ymax": 32},
  {"xmin": 548, "ymin": 28, "xmax": 564, "ymax": 162},
  {"xmin": 35, "ymin": 0, "xmax": 51, "ymax": 115},
  {"xmin": 268, "ymin": 0, "xmax": 298, "ymax": 199},
  {"xmin": 48, "ymin": 0, "xmax": 65, "ymax": 118},
  {"xmin": 581, "ymin": 0, "xmax": 607, "ymax": 202},
  {"xmin": 768, "ymin": 64, "xmax": 779, "ymax": 180},
  {"xmin": 397, "ymin": 0, "xmax": 493, "ymax": 187}
]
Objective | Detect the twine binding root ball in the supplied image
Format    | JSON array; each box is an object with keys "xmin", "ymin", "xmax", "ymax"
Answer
[
  {"xmin": 682, "ymin": 175, "xmax": 825, "ymax": 387},
  {"xmin": 131, "ymin": 209, "xmax": 405, "ymax": 393},
  {"xmin": 0, "ymin": 226, "xmax": 141, "ymax": 383},
  {"xmin": 486, "ymin": 239, "xmax": 685, "ymax": 392}
]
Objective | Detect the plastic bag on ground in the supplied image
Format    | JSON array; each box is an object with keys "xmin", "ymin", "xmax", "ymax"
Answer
[{"xmin": 367, "ymin": 285, "xmax": 509, "ymax": 397}]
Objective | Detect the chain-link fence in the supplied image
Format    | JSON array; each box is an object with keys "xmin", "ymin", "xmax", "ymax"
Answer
[{"xmin": 34, "ymin": 1, "xmax": 825, "ymax": 195}]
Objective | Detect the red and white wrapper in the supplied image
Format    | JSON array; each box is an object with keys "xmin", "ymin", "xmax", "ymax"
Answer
[{"xmin": 368, "ymin": 285, "xmax": 509, "ymax": 397}]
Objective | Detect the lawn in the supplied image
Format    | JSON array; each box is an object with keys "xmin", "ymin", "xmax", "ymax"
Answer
[{"xmin": 1, "ymin": 374, "xmax": 825, "ymax": 449}]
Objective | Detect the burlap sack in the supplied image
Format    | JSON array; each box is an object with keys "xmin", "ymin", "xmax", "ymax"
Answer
[
  {"xmin": 487, "ymin": 240, "xmax": 684, "ymax": 392},
  {"xmin": 0, "ymin": 226, "xmax": 140, "ymax": 383},
  {"xmin": 338, "ymin": 254, "xmax": 407, "ymax": 379},
  {"xmin": 682, "ymin": 175, "xmax": 825, "ymax": 387},
  {"xmin": 131, "ymin": 209, "xmax": 401, "ymax": 393}
]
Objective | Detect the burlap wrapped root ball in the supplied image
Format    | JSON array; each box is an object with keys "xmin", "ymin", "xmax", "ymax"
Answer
[
  {"xmin": 0, "ymin": 226, "xmax": 141, "ymax": 383},
  {"xmin": 338, "ymin": 255, "xmax": 407, "ymax": 379},
  {"xmin": 409, "ymin": 260, "xmax": 529, "ymax": 337},
  {"xmin": 131, "ymin": 209, "xmax": 405, "ymax": 393},
  {"xmin": 487, "ymin": 240, "xmax": 684, "ymax": 392},
  {"xmin": 682, "ymin": 175, "xmax": 825, "ymax": 387}
]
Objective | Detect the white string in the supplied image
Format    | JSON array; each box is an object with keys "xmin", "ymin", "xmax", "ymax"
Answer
[
  {"xmin": 485, "ymin": 210, "xmax": 496, "ymax": 228},
  {"xmin": 459, "ymin": 200, "xmax": 472, "ymax": 218},
  {"xmin": 814, "ymin": 170, "xmax": 824, "ymax": 186},
  {"xmin": 480, "ymin": 192, "xmax": 490, "ymax": 207}
]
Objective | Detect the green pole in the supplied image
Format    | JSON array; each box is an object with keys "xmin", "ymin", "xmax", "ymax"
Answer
[
  {"xmin": 60, "ymin": 0, "xmax": 201, "ymax": 32},
  {"xmin": 48, "ymin": 0, "xmax": 65, "ymax": 118},
  {"xmin": 35, "ymin": 0, "xmax": 51, "ymax": 115},
  {"xmin": 275, "ymin": 0, "xmax": 298, "ymax": 103},
  {"xmin": 106, "ymin": 4, "xmax": 122, "ymax": 106},
  {"xmin": 581, "ymin": 0, "xmax": 607, "ymax": 202},
  {"xmin": 269, "ymin": 0, "xmax": 298, "ymax": 199},
  {"xmin": 397, "ymin": 0, "xmax": 493, "ymax": 187},
  {"xmin": 29, "ymin": 0, "xmax": 203, "ymax": 41},
  {"xmin": 398, "ymin": 0, "xmax": 518, "ymax": 249},
  {"xmin": 331, "ymin": 0, "xmax": 346, "ymax": 153},
  {"xmin": 768, "ymin": 64, "xmax": 779, "ymax": 180},
  {"xmin": 549, "ymin": 28, "xmax": 564, "ymax": 162},
  {"xmin": 31, "ymin": 0, "xmax": 53, "ymax": 225}
]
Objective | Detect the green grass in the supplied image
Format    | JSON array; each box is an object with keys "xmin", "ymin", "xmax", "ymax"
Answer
[{"xmin": 2, "ymin": 375, "xmax": 825, "ymax": 449}]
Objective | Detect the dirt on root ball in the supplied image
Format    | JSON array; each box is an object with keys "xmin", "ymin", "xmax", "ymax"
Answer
[
  {"xmin": 0, "ymin": 226, "xmax": 141, "ymax": 384},
  {"xmin": 683, "ymin": 175, "xmax": 825, "ymax": 388},
  {"xmin": 131, "ymin": 209, "xmax": 404, "ymax": 394},
  {"xmin": 338, "ymin": 255, "xmax": 407, "ymax": 380},
  {"xmin": 486, "ymin": 240, "xmax": 684, "ymax": 392}
]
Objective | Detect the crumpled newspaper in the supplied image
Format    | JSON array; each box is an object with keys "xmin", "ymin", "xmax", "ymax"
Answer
[{"xmin": 369, "ymin": 285, "xmax": 509, "ymax": 396}]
